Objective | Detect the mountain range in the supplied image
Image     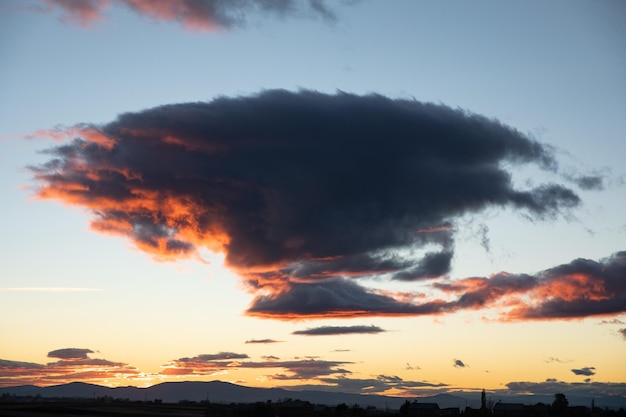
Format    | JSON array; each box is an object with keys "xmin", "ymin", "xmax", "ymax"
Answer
[{"xmin": 1, "ymin": 381, "xmax": 625, "ymax": 410}]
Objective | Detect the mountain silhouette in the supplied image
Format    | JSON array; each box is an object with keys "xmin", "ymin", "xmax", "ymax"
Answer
[{"xmin": 2, "ymin": 381, "xmax": 625, "ymax": 410}]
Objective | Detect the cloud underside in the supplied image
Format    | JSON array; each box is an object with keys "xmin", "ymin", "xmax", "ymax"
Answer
[
  {"xmin": 28, "ymin": 89, "xmax": 625, "ymax": 321},
  {"xmin": 39, "ymin": 0, "xmax": 338, "ymax": 30}
]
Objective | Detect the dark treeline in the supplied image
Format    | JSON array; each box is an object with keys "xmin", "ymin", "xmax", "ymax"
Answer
[{"xmin": 1, "ymin": 392, "xmax": 625, "ymax": 417}]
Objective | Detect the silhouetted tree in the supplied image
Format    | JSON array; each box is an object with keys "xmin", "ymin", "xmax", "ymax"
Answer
[
  {"xmin": 350, "ymin": 403, "xmax": 365, "ymax": 416},
  {"xmin": 336, "ymin": 403, "xmax": 349, "ymax": 416},
  {"xmin": 400, "ymin": 400, "xmax": 411, "ymax": 416},
  {"xmin": 481, "ymin": 389, "xmax": 487, "ymax": 411},
  {"xmin": 551, "ymin": 393, "xmax": 569, "ymax": 416}
]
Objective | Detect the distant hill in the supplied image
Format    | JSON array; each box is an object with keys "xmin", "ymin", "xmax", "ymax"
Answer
[
  {"xmin": 1, "ymin": 381, "xmax": 625, "ymax": 410},
  {"xmin": 0, "ymin": 381, "xmax": 447, "ymax": 409}
]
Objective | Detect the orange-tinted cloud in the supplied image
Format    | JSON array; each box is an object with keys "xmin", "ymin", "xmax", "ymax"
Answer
[
  {"xmin": 36, "ymin": 0, "xmax": 337, "ymax": 31},
  {"xmin": 0, "ymin": 348, "xmax": 141, "ymax": 387},
  {"xmin": 433, "ymin": 252, "xmax": 626, "ymax": 321}
]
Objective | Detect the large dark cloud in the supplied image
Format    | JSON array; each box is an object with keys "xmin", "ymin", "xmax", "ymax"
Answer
[
  {"xmin": 30, "ymin": 89, "xmax": 587, "ymax": 320},
  {"xmin": 292, "ymin": 325, "xmax": 385, "ymax": 336},
  {"xmin": 38, "ymin": 0, "xmax": 341, "ymax": 29}
]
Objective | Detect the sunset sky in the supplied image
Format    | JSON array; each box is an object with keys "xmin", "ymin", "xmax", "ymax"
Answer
[{"xmin": 1, "ymin": 0, "xmax": 625, "ymax": 400}]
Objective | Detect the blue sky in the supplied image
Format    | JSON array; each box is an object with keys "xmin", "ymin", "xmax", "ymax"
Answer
[{"xmin": 0, "ymin": 0, "xmax": 625, "ymax": 400}]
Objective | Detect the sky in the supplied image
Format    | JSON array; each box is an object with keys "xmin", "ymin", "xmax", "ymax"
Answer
[{"xmin": 1, "ymin": 0, "xmax": 625, "ymax": 401}]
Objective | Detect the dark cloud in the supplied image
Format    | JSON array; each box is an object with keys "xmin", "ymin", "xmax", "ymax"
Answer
[
  {"xmin": 392, "ymin": 251, "xmax": 453, "ymax": 281},
  {"xmin": 573, "ymin": 175, "xmax": 604, "ymax": 190},
  {"xmin": 38, "ymin": 0, "xmax": 342, "ymax": 29},
  {"xmin": 506, "ymin": 379, "xmax": 626, "ymax": 397},
  {"xmin": 563, "ymin": 173, "xmax": 605, "ymax": 191},
  {"xmin": 0, "ymin": 360, "xmax": 45, "ymax": 369},
  {"xmin": 505, "ymin": 251, "xmax": 626, "ymax": 320},
  {"xmin": 619, "ymin": 328, "xmax": 626, "ymax": 340},
  {"xmin": 245, "ymin": 339, "xmax": 281, "ymax": 344},
  {"xmin": 292, "ymin": 325, "xmax": 385, "ymax": 336},
  {"xmin": 453, "ymin": 359, "xmax": 467, "ymax": 368},
  {"xmin": 248, "ymin": 278, "xmax": 452, "ymax": 319},
  {"xmin": 47, "ymin": 348, "xmax": 94, "ymax": 360},
  {"xmin": 571, "ymin": 367, "xmax": 596, "ymax": 376},
  {"xmin": 177, "ymin": 352, "xmax": 249, "ymax": 362},
  {"xmin": 30, "ymin": 89, "xmax": 585, "ymax": 320},
  {"xmin": 434, "ymin": 251, "xmax": 626, "ymax": 321}
]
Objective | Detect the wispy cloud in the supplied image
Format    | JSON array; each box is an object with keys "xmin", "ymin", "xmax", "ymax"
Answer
[
  {"xmin": 599, "ymin": 319, "xmax": 625, "ymax": 325},
  {"xmin": 292, "ymin": 325, "xmax": 385, "ymax": 336},
  {"xmin": 33, "ymin": 0, "xmax": 341, "ymax": 30}
]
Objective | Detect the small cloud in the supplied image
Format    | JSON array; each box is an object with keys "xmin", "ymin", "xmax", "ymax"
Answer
[
  {"xmin": 571, "ymin": 175, "xmax": 604, "ymax": 191},
  {"xmin": 377, "ymin": 374, "xmax": 403, "ymax": 383},
  {"xmin": 453, "ymin": 359, "xmax": 468, "ymax": 368},
  {"xmin": 48, "ymin": 348, "xmax": 94, "ymax": 360},
  {"xmin": 292, "ymin": 325, "xmax": 386, "ymax": 336},
  {"xmin": 179, "ymin": 352, "xmax": 249, "ymax": 362},
  {"xmin": 405, "ymin": 363, "xmax": 421, "ymax": 370},
  {"xmin": 333, "ymin": 349, "xmax": 351, "ymax": 352},
  {"xmin": 619, "ymin": 328, "xmax": 626, "ymax": 340},
  {"xmin": 544, "ymin": 356, "xmax": 573, "ymax": 364},
  {"xmin": 571, "ymin": 367, "xmax": 596, "ymax": 376},
  {"xmin": 245, "ymin": 339, "xmax": 281, "ymax": 344},
  {"xmin": 599, "ymin": 319, "xmax": 625, "ymax": 325},
  {"xmin": 261, "ymin": 356, "xmax": 280, "ymax": 362}
]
